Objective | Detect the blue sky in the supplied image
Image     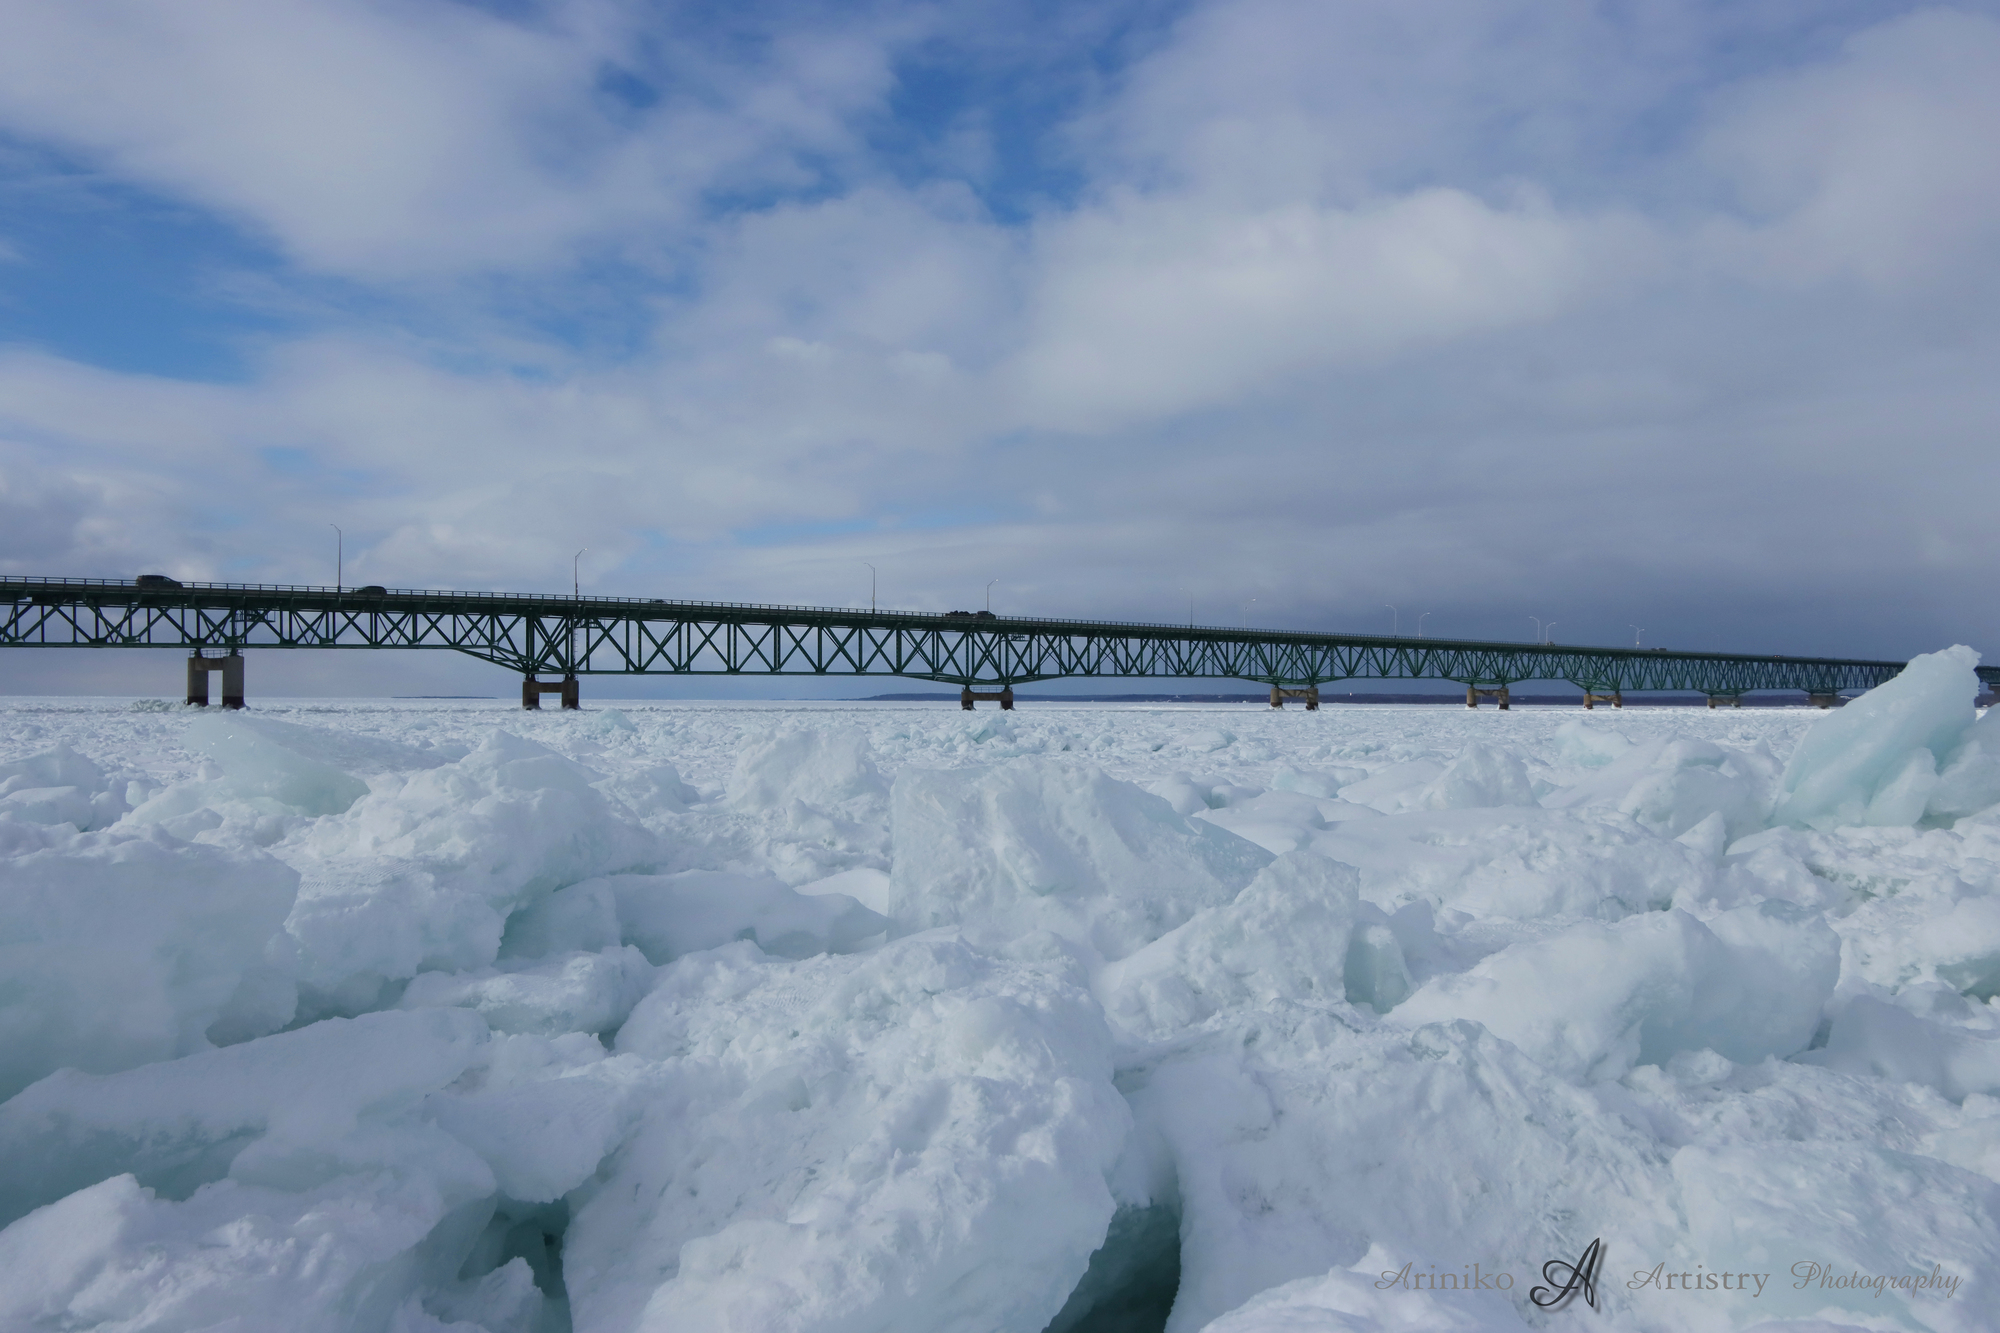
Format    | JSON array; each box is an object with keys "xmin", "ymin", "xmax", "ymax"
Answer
[{"xmin": 3, "ymin": 0, "xmax": 1999, "ymax": 696}]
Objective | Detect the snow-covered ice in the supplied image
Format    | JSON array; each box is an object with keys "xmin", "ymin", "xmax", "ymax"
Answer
[{"xmin": 5, "ymin": 648, "xmax": 2000, "ymax": 1331}]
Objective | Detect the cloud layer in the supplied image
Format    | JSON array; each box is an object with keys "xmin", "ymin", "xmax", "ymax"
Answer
[{"xmin": 2, "ymin": 0, "xmax": 1998, "ymax": 693}]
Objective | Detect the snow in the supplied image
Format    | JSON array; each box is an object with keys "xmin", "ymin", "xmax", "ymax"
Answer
[{"xmin": 3, "ymin": 652, "xmax": 2000, "ymax": 1332}]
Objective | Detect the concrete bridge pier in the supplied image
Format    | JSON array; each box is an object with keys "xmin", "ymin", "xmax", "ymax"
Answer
[
  {"xmin": 522, "ymin": 675, "xmax": 581, "ymax": 709},
  {"xmin": 1466, "ymin": 686, "xmax": 1510, "ymax": 709},
  {"xmin": 1269, "ymin": 686, "xmax": 1320, "ymax": 710},
  {"xmin": 961, "ymin": 686, "xmax": 1015, "ymax": 710},
  {"xmin": 1583, "ymin": 691, "xmax": 1623, "ymax": 710},
  {"xmin": 186, "ymin": 652, "xmax": 245, "ymax": 708}
]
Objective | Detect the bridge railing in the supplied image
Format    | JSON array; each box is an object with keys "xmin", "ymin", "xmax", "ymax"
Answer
[
  {"xmin": 0, "ymin": 574, "xmax": 1446, "ymax": 642},
  {"xmin": 1, "ymin": 575, "xmax": 1963, "ymax": 680}
]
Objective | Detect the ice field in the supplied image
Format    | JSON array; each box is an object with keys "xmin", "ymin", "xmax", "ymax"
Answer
[{"xmin": 5, "ymin": 649, "xmax": 2000, "ymax": 1332}]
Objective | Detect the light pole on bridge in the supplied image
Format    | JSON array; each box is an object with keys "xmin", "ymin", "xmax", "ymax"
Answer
[
  {"xmin": 329, "ymin": 524, "xmax": 342, "ymax": 594},
  {"xmin": 1384, "ymin": 605, "xmax": 1398, "ymax": 637},
  {"xmin": 571, "ymin": 548, "xmax": 588, "ymax": 678},
  {"xmin": 986, "ymin": 579, "xmax": 998, "ymax": 613},
  {"xmin": 1629, "ymin": 625, "xmax": 1645, "ymax": 648},
  {"xmin": 864, "ymin": 563, "xmax": 876, "ymax": 612},
  {"xmin": 1418, "ymin": 611, "xmax": 1431, "ymax": 639}
]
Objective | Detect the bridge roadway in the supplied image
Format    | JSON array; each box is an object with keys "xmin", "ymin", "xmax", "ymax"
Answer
[{"xmin": 4, "ymin": 574, "xmax": 1980, "ymax": 709}]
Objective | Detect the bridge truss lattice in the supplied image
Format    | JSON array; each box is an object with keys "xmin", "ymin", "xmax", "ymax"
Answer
[{"xmin": 5, "ymin": 576, "xmax": 1974, "ymax": 701}]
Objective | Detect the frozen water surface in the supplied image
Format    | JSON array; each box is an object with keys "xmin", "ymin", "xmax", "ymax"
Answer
[{"xmin": 5, "ymin": 654, "xmax": 2000, "ymax": 1331}]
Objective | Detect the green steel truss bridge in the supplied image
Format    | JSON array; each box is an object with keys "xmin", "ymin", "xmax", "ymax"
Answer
[{"xmin": 4, "ymin": 574, "xmax": 1980, "ymax": 709}]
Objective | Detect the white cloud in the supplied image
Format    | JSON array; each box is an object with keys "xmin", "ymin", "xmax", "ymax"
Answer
[
  {"xmin": 1699, "ymin": 7, "xmax": 2000, "ymax": 288},
  {"xmin": 0, "ymin": 0, "xmax": 901, "ymax": 277},
  {"xmin": 3, "ymin": 0, "xmax": 2000, "ymax": 670},
  {"xmin": 1008, "ymin": 186, "xmax": 1655, "ymax": 431}
]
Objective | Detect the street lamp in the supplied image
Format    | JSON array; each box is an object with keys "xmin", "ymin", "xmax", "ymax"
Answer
[
  {"xmin": 329, "ymin": 524, "xmax": 342, "ymax": 593},
  {"xmin": 1384, "ymin": 604, "xmax": 1398, "ymax": 637},
  {"xmin": 1183, "ymin": 587, "xmax": 1194, "ymax": 629},
  {"xmin": 1629, "ymin": 625, "xmax": 1644, "ymax": 648},
  {"xmin": 1241, "ymin": 597, "xmax": 1258, "ymax": 628},
  {"xmin": 986, "ymin": 579, "xmax": 998, "ymax": 613},
  {"xmin": 1417, "ymin": 611, "xmax": 1431, "ymax": 639},
  {"xmin": 864, "ymin": 563, "xmax": 876, "ymax": 612},
  {"xmin": 1529, "ymin": 616, "xmax": 1542, "ymax": 643},
  {"xmin": 567, "ymin": 547, "xmax": 589, "ymax": 679},
  {"xmin": 1545, "ymin": 622, "xmax": 1556, "ymax": 644}
]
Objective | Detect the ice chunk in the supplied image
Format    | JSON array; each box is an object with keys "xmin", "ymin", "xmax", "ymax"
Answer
[
  {"xmin": 206, "ymin": 714, "xmax": 458, "ymax": 775},
  {"xmin": 1099, "ymin": 852, "xmax": 1361, "ymax": 1041},
  {"xmin": 1149, "ymin": 771, "xmax": 1213, "ymax": 818},
  {"xmin": 282, "ymin": 730, "xmax": 658, "ymax": 998},
  {"xmin": 426, "ymin": 1031, "xmax": 652, "ymax": 1204},
  {"xmin": 400, "ymin": 946, "xmax": 656, "ymax": 1036},
  {"xmin": 1270, "ymin": 765, "xmax": 1363, "ymax": 799},
  {"xmin": 1772, "ymin": 645, "xmax": 1980, "ymax": 829},
  {"xmin": 1200, "ymin": 1253, "xmax": 1532, "ymax": 1332},
  {"xmin": 720, "ymin": 728, "xmax": 893, "ymax": 885},
  {"xmin": 0, "ymin": 1007, "xmax": 490, "ymax": 1228},
  {"xmin": 1394, "ymin": 902, "xmax": 1839, "ymax": 1082},
  {"xmin": 1868, "ymin": 746, "xmax": 1942, "ymax": 825},
  {"xmin": 0, "ymin": 1164, "xmax": 501, "ymax": 1333},
  {"xmin": 727, "ymin": 727, "xmax": 888, "ymax": 811},
  {"xmin": 1336, "ymin": 760, "xmax": 1445, "ymax": 813},
  {"xmin": 1703, "ymin": 826, "xmax": 1853, "ymax": 916},
  {"xmin": 1544, "ymin": 736, "xmax": 1776, "ymax": 841},
  {"xmin": 596, "ymin": 760, "xmax": 701, "ymax": 815},
  {"xmin": 0, "ymin": 744, "xmax": 127, "ymax": 830},
  {"xmin": 1802, "ymin": 996, "xmax": 2000, "ymax": 1102},
  {"xmin": 570, "ymin": 936, "xmax": 1129, "ymax": 1333},
  {"xmin": 1309, "ymin": 808, "xmax": 1705, "ymax": 922},
  {"xmin": 1674, "ymin": 1142, "xmax": 2000, "ymax": 1327},
  {"xmin": 1122, "ymin": 1019, "xmax": 1675, "ymax": 1333},
  {"xmin": 586, "ymin": 869, "xmax": 889, "ymax": 962},
  {"xmin": 1674, "ymin": 810, "xmax": 1730, "ymax": 864},
  {"xmin": 498, "ymin": 878, "xmax": 623, "ymax": 960},
  {"xmin": 0, "ymin": 743, "xmax": 114, "ymax": 794},
  {"xmin": 1553, "ymin": 719, "xmax": 1633, "ymax": 769},
  {"xmin": 1104, "ymin": 852, "xmax": 1368, "ymax": 1040},
  {"xmin": 887, "ymin": 758, "xmax": 1271, "ymax": 961},
  {"xmin": 0, "ymin": 784, "xmax": 105, "ymax": 831},
  {"xmin": 795, "ymin": 865, "xmax": 893, "ymax": 915},
  {"xmin": 427, "ymin": 1258, "xmax": 545, "ymax": 1333},
  {"xmin": 1343, "ymin": 907, "xmax": 1418, "ymax": 1014},
  {"xmin": 1195, "ymin": 789, "xmax": 1330, "ymax": 854},
  {"xmin": 1914, "ymin": 895, "xmax": 2000, "ymax": 1000},
  {"xmin": 0, "ymin": 824, "xmax": 297, "ymax": 1100},
  {"xmin": 1929, "ymin": 704, "xmax": 2000, "ymax": 820},
  {"xmin": 1204, "ymin": 781, "xmax": 1264, "ymax": 809},
  {"xmin": 1412, "ymin": 743, "xmax": 1537, "ymax": 810},
  {"xmin": 179, "ymin": 713, "xmax": 372, "ymax": 815}
]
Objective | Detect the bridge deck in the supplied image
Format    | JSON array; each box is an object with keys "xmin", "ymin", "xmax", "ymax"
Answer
[{"xmin": 3, "ymin": 575, "xmax": 1981, "ymax": 697}]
